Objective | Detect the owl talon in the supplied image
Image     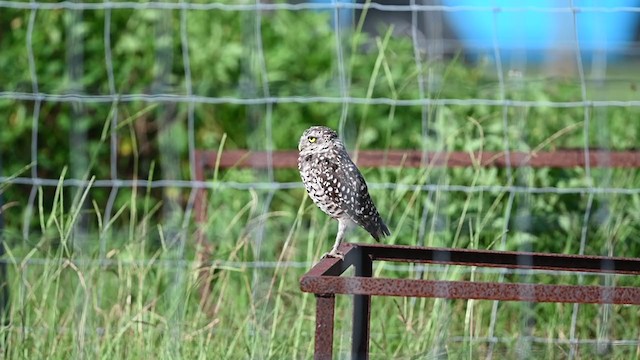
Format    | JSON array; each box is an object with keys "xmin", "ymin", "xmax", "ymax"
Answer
[{"xmin": 322, "ymin": 251, "xmax": 344, "ymax": 260}]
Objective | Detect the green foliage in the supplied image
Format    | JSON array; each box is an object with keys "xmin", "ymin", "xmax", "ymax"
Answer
[{"xmin": 1, "ymin": 5, "xmax": 640, "ymax": 359}]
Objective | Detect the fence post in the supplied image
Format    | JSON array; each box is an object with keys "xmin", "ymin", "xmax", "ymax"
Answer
[
  {"xmin": 315, "ymin": 294, "xmax": 336, "ymax": 360},
  {"xmin": 352, "ymin": 250, "xmax": 372, "ymax": 360}
]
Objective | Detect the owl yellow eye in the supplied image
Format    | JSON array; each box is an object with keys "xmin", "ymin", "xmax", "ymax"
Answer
[{"xmin": 308, "ymin": 136, "xmax": 317, "ymax": 143}]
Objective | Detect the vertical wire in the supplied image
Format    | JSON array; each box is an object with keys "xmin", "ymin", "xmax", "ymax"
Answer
[
  {"xmin": 178, "ymin": 5, "xmax": 200, "ymax": 310},
  {"xmin": 410, "ymin": 0, "xmax": 428, "ymax": 162},
  {"xmin": 255, "ymin": 16, "xmax": 274, "ymax": 184},
  {"xmin": 67, "ymin": 1, "xmax": 91, "ymax": 260},
  {"xmin": 250, "ymin": 1, "xmax": 276, "ymax": 357},
  {"xmin": 22, "ymin": 0, "xmax": 41, "ymax": 343},
  {"xmin": 65, "ymin": 4, "xmax": 91, "ymax": 354},
  {"xmin": 410, "ymin": 1, "xmax": 448, "ymax": 355},
  {"xmin": 411, "ymin": 0, "xmax": 432, "ymax": 251},
  {"xmin": 178, "ymin": 0, "xmax": 196, "ymax": 259},
  {"xmin": 104, "ymin": 0, "xmax": 118, "ymax": 182},
  {"xmin": 412, "ymin": 0, "xmax": 432, "ymax": 280},
  {"xmin": 568, "ymin": 1, "xmax": 594, "ymax": 358},
  {"xmin": 102, "ymin": 2, "xmax": 119, "ymax": 261},
  {"xmin": 150, "ymin": 7, "xmax": 182, "ymax": 356},
  {"xmin": 97, "ymin": 0, "xmax": 120, "ymax": 322},
  {"xmin": 252, "ymin": 6, "xmax": 275, "ymax": 245},
  {"xmin": 23, "ymin": 2, "xmax": 41, "ymax": 242},
  {"xmin": 162, "ymin": 5, "xmax": 198, "ymax": 355},
  {"xmin": 335, "ymin": 0, "xmax": 349, "ymax": 137},
  {"xmin": 485, "ymin": 3, "xmax": 516, "ymax": 359},
  {"xmin": 505, "ymin": 8, "xmax": 534, "ymax": 357},
  {"xmin": 587, "ymin": 6, "xmax": 612, "ymax": 355},
  {"xmin": 333, "ymin": 2, "xmax": 351, "ymax": 354},
  {"xmin": 252, "ymin": 0, "xmax": 276, "ymax": 263}
]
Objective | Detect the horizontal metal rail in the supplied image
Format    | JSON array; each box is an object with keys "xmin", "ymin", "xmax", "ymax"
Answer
[
  {"xmin": 196, "ymin": 149, "xmax": 640, "ymax": 169},
  {"xmin": 299, "ymin": 243, "xmax": 640, "ymax": 360}
]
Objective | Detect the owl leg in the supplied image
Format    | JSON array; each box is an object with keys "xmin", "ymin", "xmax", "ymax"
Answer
[{"xmin": 325, "ymin": 219, "xmax": 348, "ymax": 259}]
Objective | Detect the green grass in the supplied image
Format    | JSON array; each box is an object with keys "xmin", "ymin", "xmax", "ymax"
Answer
[{"xmin": 2, "ymin": 156, "xmax": 640, "ymax": 358}]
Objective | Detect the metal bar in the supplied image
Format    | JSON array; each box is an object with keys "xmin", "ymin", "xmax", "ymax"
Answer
[
  {"xmin": 305, "ymin": 253, "xmax": 355, "ymax": 277},
  {"xmin": 360, "ymin": 243, "xmax": 640, "ymax": 275},
  {"xmin": 196, "ymin": 150, "xmax": 640, "ymax": 169},
  {"xmin": 352, "ymin": 249, "xmax": 372, "ymax": 360},
  {"xmin": 301, "ymin": 277, "xmax": 640, "ymax": 304},
  {"xmin": 315, "ymin": 294, "xmax": 336, "ymax": 360}
]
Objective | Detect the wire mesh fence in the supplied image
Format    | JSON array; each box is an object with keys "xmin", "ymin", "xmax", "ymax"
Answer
[{"xmin": 1, "ymin": 1, "xmax": 640, "ymax": 358}]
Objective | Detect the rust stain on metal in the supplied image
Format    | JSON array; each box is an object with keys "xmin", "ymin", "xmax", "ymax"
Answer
[
  {"xmin": 314, "ymin": 294, "xmax": 336, "ymax": 360},
  {"xmin": 301, "ymin": 277, "xmax": 640, "ymax": 305}
]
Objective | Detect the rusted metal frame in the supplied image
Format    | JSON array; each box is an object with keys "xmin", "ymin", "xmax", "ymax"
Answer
[
  {"xmin": 301, "ymin": 276, "xmax": 640, "ymax": 305},
  {"xmin": 314, "ymin": 294, "xmax": 336, "ymax": 360},
  {"xmin": 306, "ymin": 246, "xmax": 373, "ymax": 359},
  {"xmin": 305, "ymin": 248, "xmax": 361, "ymax": 277},
  {"xmin": 335, "ymin": 243, "xmax": 640, "ymax": 275},
  {"xmin": 300, "ymin": 243, "xmax": 640, "ymax": 303},
  {"xmin": 351, "ymin": 248, "xmax": 372, "ymax": 360},
  {"xmin": 301, "ymin": 243, "xmax": 640, "ymax": 358},
  {"xmin": 196, "ymin": 149, "xmax": 640, "ymax": 169}
]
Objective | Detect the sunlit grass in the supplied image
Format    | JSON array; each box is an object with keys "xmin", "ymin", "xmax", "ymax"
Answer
[{"xmin": 2, "ymin": 155, "xmax": 640, "ymax": 358}]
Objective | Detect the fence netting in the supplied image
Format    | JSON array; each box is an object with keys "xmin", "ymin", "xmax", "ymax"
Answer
[{"xmin": 1, "ymin": 1, "xmax": 639, "ymax": 358}]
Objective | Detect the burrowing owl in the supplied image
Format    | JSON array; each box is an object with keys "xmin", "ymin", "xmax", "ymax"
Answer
[{"xmin": 298, "ymin": 126, "xmax": 390, "ymax": 258}]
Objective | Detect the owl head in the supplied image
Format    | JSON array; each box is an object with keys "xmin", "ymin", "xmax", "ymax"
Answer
[{"xmin": 298, "ymin": 126, "xmax": 343, "ymax": 153}]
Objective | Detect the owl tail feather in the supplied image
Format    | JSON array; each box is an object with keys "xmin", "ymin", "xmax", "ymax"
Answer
[{"xmin": 368, "ymin": 219, "xmax": 390, "ymax": 242}]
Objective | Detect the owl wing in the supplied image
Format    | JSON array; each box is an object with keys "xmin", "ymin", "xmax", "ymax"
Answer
[{"xmin": 335, "ymin": 157, "xmax": 390, "ymax": 241}]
